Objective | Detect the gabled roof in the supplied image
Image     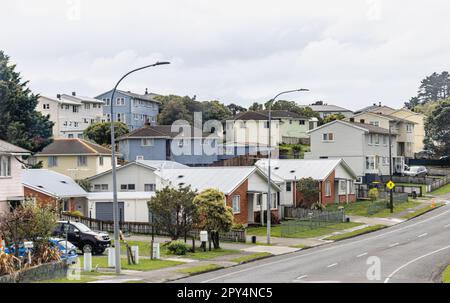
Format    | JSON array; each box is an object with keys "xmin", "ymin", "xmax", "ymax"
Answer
[
  {"xmin": 303, "ymin": 104, "xmax": 353, "ymax": 113},
  {"xmin": 38, "ymin": 95, "xmax": 81, "ymax": 105},
  {"xmin": 307, "ymin": 119, "xmax": 391, "ymax": 135},
  {"xmin": 0, "ymin": 139, "xmax": 30, "ymax": 155},
  {"xmin": 255, "ymin": 159, "xmax": 357, "ymax": 181},
  {"xmin": 22, "ymin": 169, "xmax": 87, "ymax": 198},
  {"xmin": 231, "ymin": 110, "xmax": 306, "ymax": 121},
  {"xmin": 36, "ymin": 139, "xmax": 113, "ymax": 156},
  {"xmin": 352, "ymin": 111, "xmax": 417, "ymax": 124},
  {"xmin": 95, "ymin": 89, "xmax": 161, "ymax": 104},
  {"xmin": 117, "ymin": 125, "xmax": 215, "ymax": 140},
  {"xmin": 61, "ymin": 94, "xmax": 105, "ymax": 104}
]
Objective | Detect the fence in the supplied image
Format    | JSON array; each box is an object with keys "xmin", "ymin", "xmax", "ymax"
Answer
[
  {"xmin": 355, "ymin": 184, "xmax": 422, "ymax": 199},
  {"xmin": 366, "ymin": 192, "xmax": 408, "ymax": 215},
  {"xmin": 60, "ymin": 213, "xmax": 247, "ymax": 243},
  {"xmin": 284, "ymin": 207, "xmax": 345, "ymax": 221},
  {"xmin": 428, "ymin": 174, "xmax": 450, "ymax": 192}
]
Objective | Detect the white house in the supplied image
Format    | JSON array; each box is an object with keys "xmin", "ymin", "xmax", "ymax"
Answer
[
  {"xmin": 37, "ymin": 92, "xmax": 104, "ymax": 138},
  {"xmin": 0, "ymin": 140, "xmax": 30, "ymax": 213}
]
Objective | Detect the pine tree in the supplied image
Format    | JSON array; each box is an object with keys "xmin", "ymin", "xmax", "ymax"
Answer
[{"xmin": 0, "ymin": 51, "xmax": 53, "ymax": 152}]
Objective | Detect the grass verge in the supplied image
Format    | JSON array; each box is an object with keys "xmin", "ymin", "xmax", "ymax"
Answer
[
  {"xmin": 401, "ymin": 203, "xmax": 445, "ymax": 220},
  {"xmin": 443, "ymin": 265, "xmax": 450, "ymax": 283},
  {"xmin": 247, "ymin": 222, "xmax": 363, "ymax": 238},
  {"xmin": 81, "ymin": 256, "xmax": 183, "ymax": 271},
  {"xmin": 231, "ymin": 252, "xmax": 272, "ymax": 264},
  {"xmin": 323, "ymin": 225, "xmax": 386, "ymax": 241},
  {"xmin": 326, "ymin": 200, "xmax": 421, "ymax": 217},
  {"xmin": 177, "ymin": 264, "xmax": 223, "ymax": 275},
  {"xmin": 431, "ymin": 183, "xmax": 450, "ymax": 196}
]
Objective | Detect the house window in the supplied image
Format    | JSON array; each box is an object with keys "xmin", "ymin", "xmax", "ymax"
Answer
[
  {"xmin": 365, "ymin": 156, "xmax": 375, "ymax": 170},
  {"xmin": 374, "ymin": 134, "xmax": 379, "ymax": 145},
  {"xmin": 99, "ymin": 156, "xmax": 104, "ymax": 166},
  {"xmin": 141, "ymin": 138, "xmax": 154, "ymax": 146},
  {"xmin": 383, "ymin": 135, "xmax": 387, "ymax": 145},
  {"xmin": 325, "ymin": 180, "xmax": 331, "ymax": 197},
  {"xmin": 65, "ymin": 104, "xmax": 70, "ymax": 110},
  {"xmin": 0, "ymin": 155, "xmax": 11, "ymax": 177},
  {"xmin": 289, "ymin": 120, "xmax": 292, "ymax": 124},
  {"xmin": 232, "ymin": 195, "xmax": 240, "ymax": 213},
  {"xmin": 94, "ymin": 184, "xmax": 109, "ymax": 191},
  {"xmin": 120, "ymin": 184, "xmax": 135, "ymax": 191},
  {"xmin": 299, "ymin": 120, "xmax": 305, "ymax": 125},
  {"xmin": 256, "ymin": 194, "xmax": 262, "ymax": 206},
  {"xmin": 73, "ymin": 106, "xmax": 79, "ymax": 113},
  {"xmin": 406, "ymin": 124, "xmax": 413, "ymax": 133},
  {"xmin": 48, "ymin": 156, "xmax": 58, "ymax": 167},
  {"xmin": 240, "ymin": 121, "xmax": 246, "ymax": 128},
  {"xmin": 144, "ymin": 184, "xmax": 156, "ymax": 192},
  {"xmin": 370, "ymin": 121, "xmax": 380, "ymax": 127},
  {"xmin": 102, "ymin": 98, "xmax": 111, "ymax": 106},
  {"xmin": 322, "ymin": 133, "xmax": 334, "ymax": 141},
  {"xmin": 339, "ymin": 180, "xmax": 347, "ymax": 195},
  {"xmin": 264, "ymin": 121, "xmax": 270, "ymax": 128},
  {"xmin": 136, "ymin": 155, "xmax": 144, "ymax": 160},
  {"xmin": 116, "ymin": 97, "xmax": 125, "ymax": 106},
  {"xmin": 286, "ymin": 182, "xmax": 292, "ymax": 192},
  {"xmin": 43, "ymin": 104, "xmax": 50, "ymax": 110},
  {"xmin": 382, "ymin": 156, "xmax": 389, "ymax": 166},
  {"xmin": 348, "ymin": 181, "xmax": 355, "ymax": 194},
  {"xmin": 77, "ymin": 155, "xmax": 88, "ymax": 166},
  {"xmin": 84, "ymin": 103, "xmax": 90, "ymax": 110}
]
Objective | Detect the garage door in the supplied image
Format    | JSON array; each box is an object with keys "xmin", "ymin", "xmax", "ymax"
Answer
[{"xmin": 95, "ymin": 202, "xmax": 124, "ymax": 222}]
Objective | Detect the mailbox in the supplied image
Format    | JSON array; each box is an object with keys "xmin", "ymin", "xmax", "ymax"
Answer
[{"xmin": 200, "ymin": 231, "xmax": 208, "ymax": 242}]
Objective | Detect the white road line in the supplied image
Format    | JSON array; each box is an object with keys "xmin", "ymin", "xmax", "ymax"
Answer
[
  {"xmin": 296, "ymin": 275, "xmax": 308, "ymax": 280},
  {"xmin": 327, "ymin": 263, "xmax": 338, "ymax": 268},
  {"xmin": 199, "ymin": 207, "xmax": 450, "ymax": 283},
  {"xmin": 357, "ymin": 252, "xmax": 368, "ymax": 258},
  {"xmin": 389, "ymin": 243, "xmax": 399, "ymax": 247},
  {"xmin": 384, "ymin": 245, "xmax": 450, "ymax": 283},
  {"xmin": 417, "ymin": 233, "xmax": 428, "ymax": 238}
]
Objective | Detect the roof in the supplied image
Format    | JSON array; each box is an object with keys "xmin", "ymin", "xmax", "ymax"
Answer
[
  {"xmin": 0, "ymin": 139, "xmax": 30, "ymax": 155},
  {"xmin": 303, "ymin": 104, "xmax": 353, "ymax": 113},
  {"xmin": 355, "ymin": 104, "xmax": 395, "ymax": 114},
  {"xmin": 308, "ymin": 119, "xmax": 392, "ymax": 135},
  {"xmin": 95, "ymin": 89, "xmax": 161, "ymax": 104},
  {"xmin": 156, "ymin": 166, "xmax": 257, "ymax": 195},
  {"xmin": 61, "ymin": 94, "xmax": 105, "ymax": 104},
  {"xmin": 117, "ymin": 125, "xmax": 215, "ymax": 140},
  {"xmin": 231, "ymin": 110, "xmax": 306, "ymax": 121},
  {"xmin": 36, "ymin": 139, "xmax": 113, "ymax": 156},
  {"xmin": 136, "ymin": 160, "xmax": 188, "ymax": 169},
  {"xmin": 87, "ymin": 191, "xmax": 155, "ymax": 200},
  {"xmin": 256, "ymin": 159, "xmax": 356, "ymax": 181},
  {"xmin": 22, "ymin": 169, "xmax": 87, "ymax": 198},
  {"xmin": 352, "ymin": 111, "xmax": 417, "ymax": 124}
]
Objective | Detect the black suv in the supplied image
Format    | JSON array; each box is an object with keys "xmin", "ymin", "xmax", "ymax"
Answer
[{"xmin": 53, "ymin": 221, "xmax": 111, "ymax": 255}]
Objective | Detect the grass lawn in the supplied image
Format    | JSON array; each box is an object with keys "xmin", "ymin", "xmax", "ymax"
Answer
[
  {"xmin": 395, "ymin": 183, "xmax": 428, "ymax": 195},
  {"xmin": 247, "ymin": 222, "xmax": 363, "ymax": 238},
  {"xmin": 443, "ymin": 265, "xmax": 450, "ymax": 283},
  {"xmin": 177, "ymin": 264, "xmax": 223, "ymax": 275},
  {"xmin": 324, "ymin": 225, "xmax": 386, "ymax": 241},
  {"xmin": 231, "ymin": 252, "xmax": 271, "ymax": 264},
  {"xmin": 326, "ymin": 200, "xmax": 422, "ymax": 217},
  {"xmin": 401, "ymin": 203, "xmax": 445, "ymax": 220},
  {"xmin": 289, "ymin": 244, "xmax": 308, "ymax": 249},
  {"xmin": 35, "ymin": 270, "xmax": 114, "ymax": 283},
  {"xmin": 431, "ymin": 183, "xmax": 450, "ymax": 196},
  {"xmin": 80, "ymin": 255, "xmax": 183, "ymax": 271}
]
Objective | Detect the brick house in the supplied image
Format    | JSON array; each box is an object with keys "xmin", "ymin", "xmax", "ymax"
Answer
[{"xmin": 256, "ymin": 159, "xmax": 357, "ymax": 211}]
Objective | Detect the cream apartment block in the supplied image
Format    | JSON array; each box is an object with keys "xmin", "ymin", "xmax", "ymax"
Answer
[{"xmin": 37, "ymin": 92, "xmax": 105, "ymax": 138}]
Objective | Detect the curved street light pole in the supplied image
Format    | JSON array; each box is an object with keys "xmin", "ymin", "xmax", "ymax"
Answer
[
  {"xmin": 110, "ymin": 61, "xmax": 170, "ymax": 273},
  {"xmin": 266, "ymin": 88, "xmax": 309, "ymax": 245}
]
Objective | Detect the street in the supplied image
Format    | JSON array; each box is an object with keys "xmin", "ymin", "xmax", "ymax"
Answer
[{"xmin": 175, "ymin": 197, "xmax": 450, "ymax": 283}]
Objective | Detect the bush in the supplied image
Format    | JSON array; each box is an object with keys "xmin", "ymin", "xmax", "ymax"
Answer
[
  {"xmin": 368, "ymin": 188, "xmax": 379, "ymax": 201},
  {"xmin": 167, "ymin": 240, "xmax": 189, "ymax": 255},
  {"xmin": 232, "ymin": 222, "xmax": 245, "ymax": 230},
  {"xmin": 311, "ymin": 201, "xmax": 326, "ymax": 211},
  {"xmin": 68, "ymin": 210, "xmax": 83, "ymax": 217}
]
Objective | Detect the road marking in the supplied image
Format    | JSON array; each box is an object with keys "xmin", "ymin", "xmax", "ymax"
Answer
[
  {"xmin": 296, "ymin": 275, "xmax": 308, "ymax": 280},
  {"xmin": 417, "ymin": 233, "xmax": 428, "ymax": 238},
  {"xmin": 199, "ymin": 207, "xmax": 450, "ymax": 283},
  {"xmin": 389, "ymin": 242, "xmax": 399, "ymax": 247},
  {"xmin": 357, "ymin": 252, "xmax": 368, "ymax": 258},
  {"xmin": 327, "ymin": 263, "xmax": 338, "ymax": 268},
  {"xmin": 384, "ymin": 245, "xmax": 450, "ymax": 283}
]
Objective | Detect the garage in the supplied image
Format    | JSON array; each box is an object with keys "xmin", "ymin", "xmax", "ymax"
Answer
[{"xmin": 95, "ymin": 202, "xmax": 124, "ymax": 222}]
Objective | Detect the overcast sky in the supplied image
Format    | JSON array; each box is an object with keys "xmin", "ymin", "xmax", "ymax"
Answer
[{"xmin": 2, "ymin": 0, "xmax": 450, "ymax": 110}]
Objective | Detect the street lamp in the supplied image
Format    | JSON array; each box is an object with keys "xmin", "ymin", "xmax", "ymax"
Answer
[
  {"xmin": 109, "ymin": 61, "xmax": 170, "ymax": 273},
  {"xmin": 266, "ymin": 88, "xmax": 309, "ymax": 244}
]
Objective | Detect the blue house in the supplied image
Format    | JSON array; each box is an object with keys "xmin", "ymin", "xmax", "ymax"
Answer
[
  {"xmin": 95, "ymin": 89, "xmax": 160, "ymax": 131},
  {"xmin": 117, "ymin": 124, "xmax": 220, "ymax": 166}
]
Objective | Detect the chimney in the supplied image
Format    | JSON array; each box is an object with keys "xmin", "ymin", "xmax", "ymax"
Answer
[
  {"xmin": 72, "ymin": 92, "xmax": 76, "ymax": 96},
  {"xmin": 379, "ymin": 102, "xmax": 382, "ymax": 107},
  {"xmin": 56, "ymin": 94, "xmax": 61, "ymax": 100},
  {"xmin": 360, "ymin": 119, "xmax": 365, "ymax": 124},
  {"xmin": 349, "ymin": 117, "xmax": 355, "ymax": 123},
  {"xmin": 373, "ymin": 103, "xmax": 376, "ymax": 106},
  {"xmin": 145, "ymin": 88, "xmax": 148, "ymax": 95}
]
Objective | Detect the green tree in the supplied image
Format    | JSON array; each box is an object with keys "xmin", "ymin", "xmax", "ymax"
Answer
[
  {"xmin": 248, "ymin": 102, "xmax": 263, "ymax": 111},
  {"xmin": 0, "ymin": 51, "xmax": 54, "ymax": 152},
  {"xmin": 202, "ymin": 100, "xmax": 232, "ymax": 121},
  {"xmin": 424, "ymin": 98, "xmax": 450, "ymax": 157},
  {"xmin": 227, "ymin": 103, "xmax": 247, "ymax": 115},
  {"xmin": 83, "ymin": 121, "xmax": 129, "ymax": 146},
  {"xmin": 296, "ymin": 177, "xmax": 320, "ymax": 208},
  {"xmin": 193, "ymin": 188, "xmax": 234, "ymax": 249},
  {"xmin": 157, "ymin": 96, "xmax": 192, "ymax": 124},
  {"xmin": 405, "ymin": 71, "xmax": 450, "ymax": 109},
  {"xmin": 368, "ymin": 188, "xmax": 379, "ymax": 202},
  {"xmin": 147, "ymin": 186, "xmax": 198, "ymax": 240},
  {"xmin": 321, "ymin": 113, "xmax": 346, "ymax": 124}
]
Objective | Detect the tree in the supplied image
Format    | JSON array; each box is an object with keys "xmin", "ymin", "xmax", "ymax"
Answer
[
  {"xmin": 83, "ymin": 122, "xmax": 129, "ymax": 146},
  {"xmin": 248, "ymin": 102, "xmax": 263, "ymax": 111},
  {"xmin": 321, "ymin": 113, "xmax": 346, "ymax": 124},
  {"xmin": 424, "ymin": 98, "xmax": 450, "ymax": 157},
  {"xmin": 227, "ymin": 103, "xmax": 247, "ymax": 115},
  {"xmin": 193, "ymin": 188, "xmax": 234, "ymax": 249},
  {"xmin": 202, "ymin": 100, "xmax": 232, "ymax": 121},
  {"xmin": 157, "ymin": 97, "xmax": 192, "ymax": 125},
  {"xmin": 0, "ymin": 50, "xmax": 54, "ymax": 152},
  {"xmin": 262, "ymin": 99, "xmax": 321, "ymax": 119},
  {"xmin": 147, "ymin": 186, "xmax": 198, "ymax": 240},
  {"xmin": 405, "ymin": 71, "xmax": 450, "ymax": 109},
  {"xmin": 296, "ymin": 177, "xmax": 320, "ymax": 208}
]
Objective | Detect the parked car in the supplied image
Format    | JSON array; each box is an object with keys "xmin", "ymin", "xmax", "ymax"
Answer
[
  {"xmin": 53, "ymin": 221, "xmax": 111, "ymax": 255},
  {"xmin": 402, "ymin": 165, "xmax": 428, "ymax": 177}
]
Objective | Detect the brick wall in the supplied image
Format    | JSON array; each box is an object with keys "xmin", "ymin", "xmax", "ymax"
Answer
[
  {"xmin": 24, "ymin": 187, "xmax": 58, "ymax": 207},
  {"xmin": 321, "ymin": 171, "xmax": 335, "ymax": 205},
  {"xmin": 226, "ymin": 179, "xmax": 248, "ymax": 225}
]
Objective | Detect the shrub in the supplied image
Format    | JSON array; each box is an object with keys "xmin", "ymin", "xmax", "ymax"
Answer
[
  {"xmin": 68, "ymin": 210, "xmax": 83, "ymax": 217},
  {"xmin": 0, "ymin": 252, "xmax": 21, "ymax": 276},
  {"xmin": 167, "ymin": 240, "xmax": 189, "ymax": 255},
  {"xmin": 368, "ymin": 188, "xmax": 379, "ymax": 202},
  {"xmin": 232, "ymin": 222, "xmax": 245, "ymax": 230},
  {"xmin": 311, "ymin": 201, "xmax": 326, "ymax": 211}
]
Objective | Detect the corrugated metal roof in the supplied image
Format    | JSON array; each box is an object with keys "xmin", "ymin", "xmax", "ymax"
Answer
[
  {"xmin": 22, "ymin": 169, "xmax": 87, "ymax": 198},
  {"xmin": 87, "ymin": 191, "xmax": 155, "ymax": 200},
  {"xmin": 304, "ymin": 104, "xmax": 353, "ymax": 112},
  {"xmin": 118, "ymin": 125, "xmax": 214, "ymax": 140},
  {"xmin": 37, "ymin": 138, "xmax": 113, "ymax": 155},
  {"xmin": 137, "ymin": 160, "xmax": 188, "ymax": 169},
  {"xmin": 0, "ymin": 140, "xmax": 30, "ymax": 154}
]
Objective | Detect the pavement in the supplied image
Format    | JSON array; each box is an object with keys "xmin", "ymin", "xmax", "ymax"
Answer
[{"xmin": 174, "ymin": 193, "xmax": 450, "ymax": 283}]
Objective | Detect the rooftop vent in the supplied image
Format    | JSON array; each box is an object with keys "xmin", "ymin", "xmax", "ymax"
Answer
[
  {"xmin": 274, "ymin": 167, "xmax": 279, "ymax": 170},
  {"xmin": 290, "ymin": 170, "xmax": 295, "ymax": 173},
  {"xmin": 60, "ymin": 181, "xmax": 67, "ymax": 184},
  {"xmin": 145, "ymin": 88, "xmax": 148, "ymax": 95},
  {"xmin": 56, "ymin": 94, "xmax": 61, "ymax": 99},
  {"xmin": 177, "ymin": 175, "xmax": 184, "ymax": 179},
  {"xmin": 178, "ymin": 182, "xmax": 185, "ymax": 186},
  {"xmin": 72, "ymin": 92, "xmax": 76, "ymax": 96},
  {"xmin": 37, "ymin": 185, "xmax": 44, "ymax": 188}
]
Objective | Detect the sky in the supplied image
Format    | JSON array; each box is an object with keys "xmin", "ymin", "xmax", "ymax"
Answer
[{"xmin": 2, "ymin": 0, "xmax": 450, "ymax": 111}]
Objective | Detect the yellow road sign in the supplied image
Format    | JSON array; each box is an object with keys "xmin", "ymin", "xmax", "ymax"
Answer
[{"xmin": 386, "ymin": 180, "xmax": 395, "ymax": 190}]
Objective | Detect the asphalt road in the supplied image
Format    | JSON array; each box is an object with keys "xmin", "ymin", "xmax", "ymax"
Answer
[{"xmin": 175, "ymin": 199, "xmax": 450, "ymax": 283}]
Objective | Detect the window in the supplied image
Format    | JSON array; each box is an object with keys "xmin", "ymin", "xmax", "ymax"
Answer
[
  {"xmin": 102, "ymin": 98, "xmax": 110, "ymax": 106},
  {"xmin": 43, "ymin": 104, "xmax": 50, "ymax": 110},
  {"xmin": 286, "ymin": 182, "xmax": 292, "ymax": 192},
  {"xmin": 264, "ymin": 121, "xmax": 270, "ymax": 128},
  {"xmin": 0, "ymin": 155, "xmax": 11, "ymax": 177},
  {"xmin": 240, "ymin": 121, "xmax": 246, "ymax": 128},
  {"xmin": 325, "ymin": 180, "xmax": 331, "ymax": 197},
  {"xmin": 65, "ymin": 104, "xmax": 70, "ymax": 110},
  {"xmin": 382, "ymin": 156, "xmax": 389, "ymax": 166},
  {"xmin": 48, "ymin": 156, "xmax": 58, "ymax": 167},
  {"xmin": 365, "ymin": 156, "xmax": 375, "ymax": 170},
  {"xmin": 117, "ymin": 113, "xmax": 122, "ymax": 122},
  {"xmin": 99, "ymin": 156, "xmax": 104, "ymax": 166},
  {"xmin": 73, "ymin": 106, "xmax": 79, "ymax": 113},
  {"xmin": 68, "ymin": 134, "xmax": 74, "ymax": 138},
  {"xmin": 406, "ymin": 124, "xmax": 413, "ymax": 133},
  {"xmin": 232, "ymin": 195, "xmax": 240, "ymax": 213},
  {"xmin": 84, "ymin": 103, "xmax": 90, "ymax": 110},
  {"xmin": 256, "ymin": 194, "xmax": 262, "ymax": 206},
  {"xmin": 289, "ymin": 120, "xmax": 292, "ymax": 124},
  {"xmin": 144, "ymin": 184, "xmax": 156, "ymax": 192},
  {"xmin": 339, "ymin": 180, "xmax": 347, "ymax": 195},
  {"xmin": 120, "ymin": 184, "xmax": 135, "ymax": 191},
  {"xmin": 383, "ymin": 135, "xmax": 387, "ymax": 145},
  {"xmin": 368, "ymin": 134, "xmax": 373, "ymax": 145},
  {"xmin": 370, "ymin": 121, "xmax": 380, "ymax": 127},
  {"xmin": 74, "ymin": 122, "xmax": 79, "ymax": 127},
  {"xmin": 136, "ymin": 155, "xmax": 144, "ymax": 160},
  {"xmin": 374, "ymin": 134, "xmax": 379, "ymax": 145},
  {"xmin": 77, "ymin": 156, "xmax": 87, "ymax": 166},
  {"xmin": 94, "ymin": 184, "xmax": 108, "ymax": 191},
  {"xmin": 348, "ymin": 181, "xmax": 355, "ymax": 194},
  {"xmin": 141, "ymin": 138, "xmax": 154, "ymax": 146},
  {"xmin": 128, "ymin": 184, "xmax": 135, "ymax": 191},
  {"xmin": 116, "ymin": 97, "xmax": 125, "ymax": 106},
  {"xmin": 134, "ymin": 114, "xmax": 139, "ymax": 120},
  {"xmin": 322, "ymin": 133, "xmax": 334, "ymax": 141},
  {"xmin": 299, "ymin": 120, "xmax": 305, "ymax": 125}
]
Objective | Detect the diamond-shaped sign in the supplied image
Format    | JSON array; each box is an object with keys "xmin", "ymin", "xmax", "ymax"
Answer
[{"xmin": 386, "ymin": 180, "xmax": 395, "ymax": 190}]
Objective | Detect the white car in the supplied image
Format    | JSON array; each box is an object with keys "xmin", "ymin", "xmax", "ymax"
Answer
[{"xmin": 403, "ymin": 165, "xmax": 428, "ymax": 177}]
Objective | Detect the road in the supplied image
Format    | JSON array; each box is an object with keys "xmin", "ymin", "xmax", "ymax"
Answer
[{"xmin": 175, "ymin": 198, "xmax": 450, "ymax": 283}]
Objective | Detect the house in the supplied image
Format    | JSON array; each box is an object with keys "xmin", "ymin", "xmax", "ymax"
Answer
[
  {"xmin": 302, "ymin": 101, "xmax": 354, "ymax": 119},
  {"xmin": 256, "ymin": 159, "xmax": 357, "ymax": 209},
  {"xmin": 37, "ymin": 92, "xmax": 104, "ymax": 138},
  {"xmin": 385, "ymin": 109, "xmax": 426, "ymax": 154},
  {"xmin": 354, "ymin": 102, "xmax": 395, "ymax": 115},
  {"xmin": 33, "ymin": 138, "xmax": 117, "ymax": 180},
  {"xmin": 349, "ymin": 112, "xmax": 416, "ymax": 158},
  {"xmin": 0, "ymin": 140, "xmax": 31, "ymax": 213},
  {"xmin": 117, "ymin": 124, "xmax": 220, "ymax": 166},
  {"xmin": 22, "ymin": 169, "xmax": 88, "ymax": 214},
  {"xmin": 96, "ymin": 89, "xmax": 160, "ymax": 131},
  {"xmin": 304, "ymin": 119, "xmax": 401, "ymax": 184},
  {"xmin": 156, "ymin": 166, "xmax": 281, "ymax": 225}
]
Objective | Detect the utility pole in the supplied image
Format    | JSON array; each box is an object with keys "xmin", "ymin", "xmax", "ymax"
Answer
[{"xmin": 388, "ymin": 121, "xmax": 394, "ymax": 213}]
